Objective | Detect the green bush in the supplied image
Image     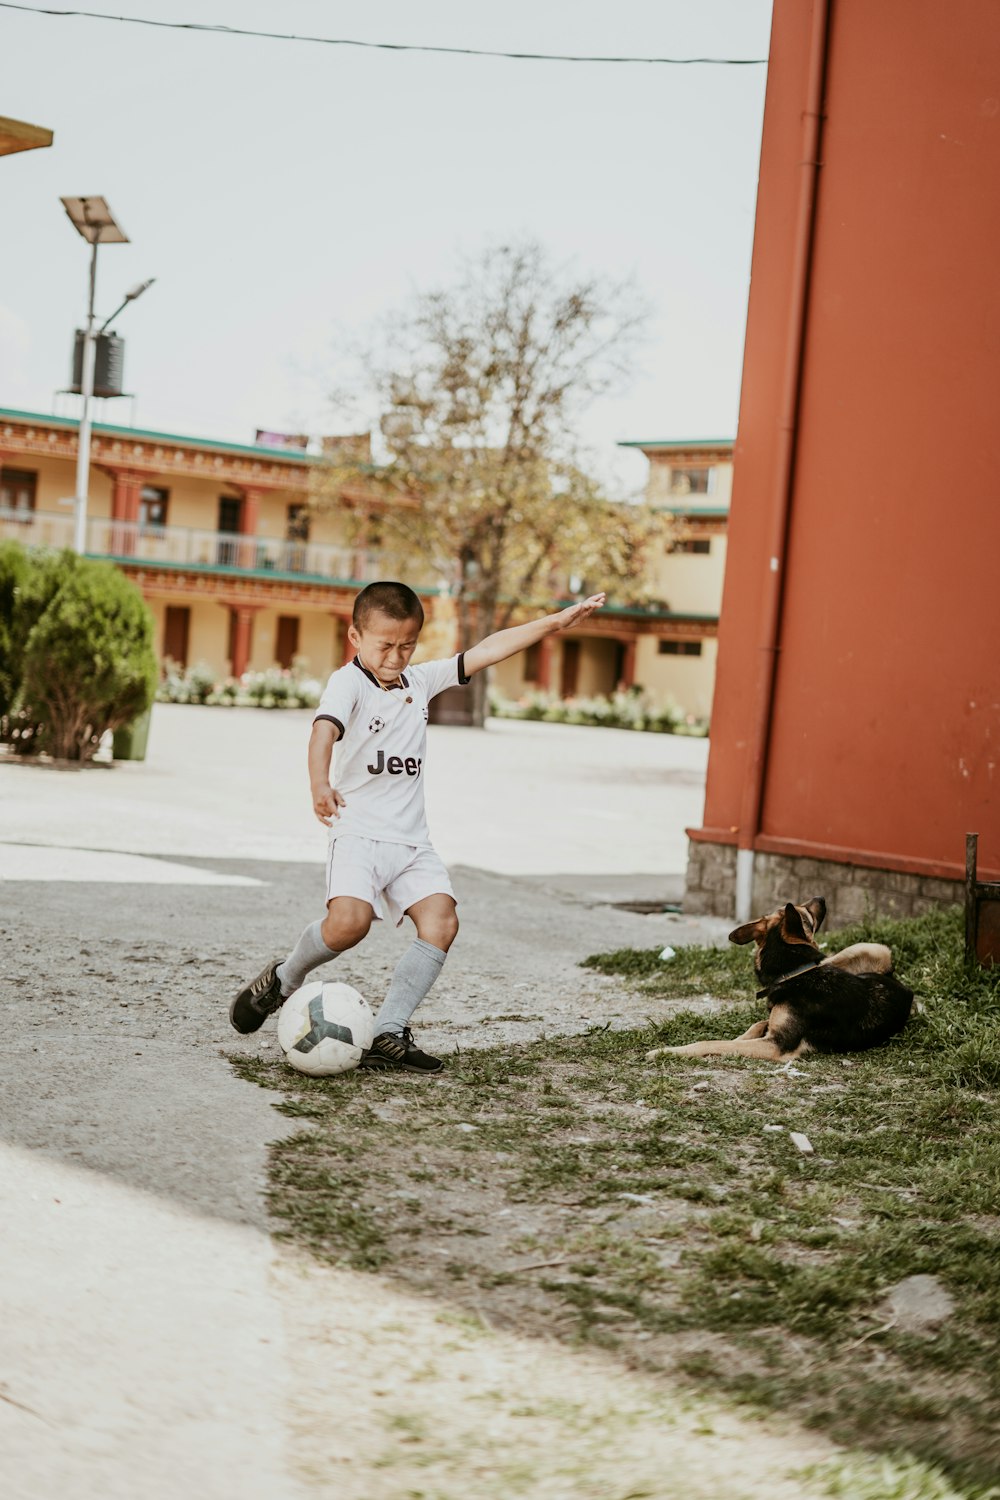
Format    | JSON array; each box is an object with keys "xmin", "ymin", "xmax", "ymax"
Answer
[
  {"xmin": 155, "ymin": 662, "xmax": 322, "ymax": 710},
  {"xmin": 10, "ymin": 548, "xmax": 157, "ymax": 762},
  {"xmin": 0, "ymin": 541, "xmax": 71, "ymax": 752},
  {"xmin": 0, "ymin": 540, "xmax": 32, "ymax": 718}
]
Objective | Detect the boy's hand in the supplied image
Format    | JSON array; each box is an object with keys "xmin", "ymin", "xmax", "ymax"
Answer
[
  {"xmin": 312, "ymin": 785, "xmax": 346, "ymax": 825},
  {"xmin": 554, "ymin": 593, "xmax": 606, "ymax": 631}
]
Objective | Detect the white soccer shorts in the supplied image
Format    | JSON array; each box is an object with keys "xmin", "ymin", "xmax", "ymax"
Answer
[{"xmin": 325, "ymin": 834, "xmax": 456, "ymax": 926}]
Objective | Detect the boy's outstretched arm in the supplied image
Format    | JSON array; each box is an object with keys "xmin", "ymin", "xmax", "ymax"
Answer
[{"xmin": 462, "ymin": 593, "xmax": 606, "ymax": 676}]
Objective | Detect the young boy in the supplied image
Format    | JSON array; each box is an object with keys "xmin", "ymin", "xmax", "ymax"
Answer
[{"xmin": 229, "ymin": 580, "xmax": 606, "ymax": 1072}]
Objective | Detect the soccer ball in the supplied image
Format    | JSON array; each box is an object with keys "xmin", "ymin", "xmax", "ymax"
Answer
[{"xmin": 276, "ymin": 981, "xmax": 374, "ymax": 1077}]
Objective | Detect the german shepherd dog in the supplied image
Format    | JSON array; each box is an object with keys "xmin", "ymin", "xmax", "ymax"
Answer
[{"xmin": 646, "ymin": 897, "xmax": 913, "ymax": 1063}]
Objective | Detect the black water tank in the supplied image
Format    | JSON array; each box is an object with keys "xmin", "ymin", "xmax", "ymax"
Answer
[{"xmin": 71, "ymin": 331, "xmax": 125, "ymax": 398}]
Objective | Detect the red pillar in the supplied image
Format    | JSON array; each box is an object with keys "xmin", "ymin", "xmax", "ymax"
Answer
[
  {"xmin": 110, "ymin": 468, "xmax": 144, "ymax": 555},
  {"xmin": 230, "ymin": 606, "xmax": 260, "ymax": 678},
  {"xmin": 239, "ymin": 487, "xmax": 262, "ymax": 569},
  {"xmin": 241, "ymin": 488, "xmax": 261, "ymax": 534}
]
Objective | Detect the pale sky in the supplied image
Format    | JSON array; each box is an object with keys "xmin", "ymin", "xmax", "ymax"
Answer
[{"xmin": 2, "ymin": 0, "xmax": 772, "ymax": 493}]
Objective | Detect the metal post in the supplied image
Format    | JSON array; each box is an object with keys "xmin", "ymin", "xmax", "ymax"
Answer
[
  {"xmin": 735, "ymin": 846, "xmax": 755, "ymax": 924},
  {"xmin": 73, "ymin": 238, "xmax": 99, "ymax": 554},
  {"xmin": 965, "ymin": 831, "xmax": 978, "ymax": 967}
]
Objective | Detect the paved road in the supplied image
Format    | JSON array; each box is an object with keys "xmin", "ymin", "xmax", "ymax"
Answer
[
  {"xmin": 0, "ymin": 709, "xmax": 743, "ymax": 1499},
  {"xmin": 0, "ymin": 703, "xmax": 708, "ymax": 877}
]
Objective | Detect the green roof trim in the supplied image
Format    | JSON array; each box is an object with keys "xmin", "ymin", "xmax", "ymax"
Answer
[
  {"xmin": 652, "ymin": 504, "xmax": 730, "ymax": 517},
  {"xmin": 555, "ymin": 599, "xmax": 718, "ymax": 623},
  {"xmin": 88, "ymin": 550, "xmax": 446, "ymax": 595},
  {"xmin": 618, "ymin": 438, "xmax": 734, "ymax": 451},
  {"xmin": 0, "ymin": 405, "xmax": 314, "ymax": 464}
]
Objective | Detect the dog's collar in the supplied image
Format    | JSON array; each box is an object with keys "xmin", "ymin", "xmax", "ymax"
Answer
[{"xmin": 756, "ymin": 959, "xmax": 821, "ymax": 1000}]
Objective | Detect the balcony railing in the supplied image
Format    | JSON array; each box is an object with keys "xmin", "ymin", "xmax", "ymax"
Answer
[{"xmin": 0, "ymin": 508, "xmax": 383, "ymax": 583}]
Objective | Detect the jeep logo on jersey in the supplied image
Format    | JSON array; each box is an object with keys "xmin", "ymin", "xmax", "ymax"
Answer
[
  {"xmin": 368, "ymin": 716, "xmax": 385, "ymax": 734},
  {"xmin": 367, "ymin": 750, "xmax": 422, "ymax": 777}
]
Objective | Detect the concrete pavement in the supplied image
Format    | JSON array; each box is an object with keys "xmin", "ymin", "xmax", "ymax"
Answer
[
  {"xmin": 0, "ymin": 704, "xmax": 709, "ymax": 878},
  {"xmin": 0, "ymin": 708, "xmax": 757, "ymax": 1499}
]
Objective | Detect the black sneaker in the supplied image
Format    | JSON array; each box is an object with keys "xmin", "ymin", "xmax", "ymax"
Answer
[
  {"xmin": 229, "ymin": 960, "xmax": 284, "ymax": 1034},
  {"xmin": 360, "ymin": 1026, "xmax": 444, "ymax": 1074}
]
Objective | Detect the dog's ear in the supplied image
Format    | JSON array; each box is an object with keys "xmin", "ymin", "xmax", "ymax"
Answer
[
  {"xmin": 729, "ymin": 917, "xmax": 766, "ymax": 946},
  {"xmin": 781, "ymin": 902, "xmax": 812, "ymax": 944},
  {"xmin": 804, "ymin": 897, "xmax": 827, "ymax": 933}
]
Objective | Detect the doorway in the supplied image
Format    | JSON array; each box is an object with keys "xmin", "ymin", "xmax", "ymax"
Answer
[
  {"xmin": 162, "ymin": 605, "xmax": 190, "ymax": 668},
  {"xmin": 275, "ymin": 615, "xmax": 300, "ymax": 670},
  {"xmin": 560, "ymin": 639, "xmax": 580, "ymax": 698}
]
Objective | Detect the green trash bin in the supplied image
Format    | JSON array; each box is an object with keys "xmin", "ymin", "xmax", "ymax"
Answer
[{"xmin": 112, "ymin": 705, "xmax": 152, "ymax": 761}]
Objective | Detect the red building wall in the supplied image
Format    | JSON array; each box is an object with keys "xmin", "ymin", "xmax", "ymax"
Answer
[{"xmin": 692, "ymin": 0, "xmax": 1000, "ymax": 912}]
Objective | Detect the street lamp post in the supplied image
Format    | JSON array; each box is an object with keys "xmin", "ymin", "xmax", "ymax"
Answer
[
  {"xmin": 60, "ymin": 197, "xmax": 153, "ymax": 555},
  {"xmin": 74, "ymin": 232, "xmax": 100, "ymax": 553}
]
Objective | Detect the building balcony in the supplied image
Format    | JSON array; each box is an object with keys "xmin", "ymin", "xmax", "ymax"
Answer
[{"xmin": 0, "ymin": 507, "xmax": 384, "ymax": 586}]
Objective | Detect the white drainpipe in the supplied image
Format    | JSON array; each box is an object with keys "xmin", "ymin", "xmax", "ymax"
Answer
[{"xmin": 735, "ymin": 847, "xmax": 755, "ymax": 923}]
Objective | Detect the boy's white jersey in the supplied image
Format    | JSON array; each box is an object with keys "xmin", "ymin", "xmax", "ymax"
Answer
[{"xmin": 313, "ymin": 654, "xmax": 469, "ymax": 846}]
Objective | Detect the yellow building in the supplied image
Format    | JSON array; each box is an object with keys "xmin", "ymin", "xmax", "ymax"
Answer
[
  {"xmin": 1, "ymin": 407, "xmax": 730, "ymax": 719},
  {"xmin": 618, "ymin": 438, "xmax": 733, "ymax": 721},
  {"xmin": 490, "ymin": 439, "xmax": 731, "ymax": 720},
  {"xmin": 0, "ymin": 406, "xmax": 437, "ymax": 681}
]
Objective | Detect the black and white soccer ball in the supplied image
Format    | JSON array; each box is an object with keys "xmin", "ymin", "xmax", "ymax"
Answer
[{"xmin": 276, "ymin": 981, "xmax": 375, "ymax": 1077}]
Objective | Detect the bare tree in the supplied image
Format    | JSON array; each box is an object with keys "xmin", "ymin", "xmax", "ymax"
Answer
[{"xmin": 315, "ymin": 242, "xmax": 656, "ymax": 722}]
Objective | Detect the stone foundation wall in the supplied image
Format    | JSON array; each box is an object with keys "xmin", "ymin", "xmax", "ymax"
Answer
[
  {"xmin": 684, "ymin": 841, "xmax": 962, "ymax": 928},
  {"xmin": 683, "ymin": 840, "xmax": 738, "ymax": 917}
]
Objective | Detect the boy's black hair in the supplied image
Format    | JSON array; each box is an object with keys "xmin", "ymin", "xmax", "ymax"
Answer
[{"xmin": 353, "ymin": 581, "xmax": 425, "ymax": 631}]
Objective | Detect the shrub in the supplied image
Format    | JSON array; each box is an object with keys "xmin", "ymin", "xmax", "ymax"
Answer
[
  {"xmin": 15, "ymin": 550, "xmax": 157, "ymax": 761},
  {"xmin": 238, "ymin": 667, "xmax": 322, "ymax": 709},
  {"xmin": 488, "ymin": 686, "xmax": 708, "ymax": 736},
  {"xmin": 0, "ymin": 540, "xmax": 32, "ymax": 718},
  {"xmin": 185, "ymin": 662, "xmax": 216, "ymax": 705},
  {"xmin": 1, "ymin": 543, "xmax": 78, "ymax": 753},
  {"xmin": 154, "ymin": 663, "xmax": 322, "ymax": 710}
]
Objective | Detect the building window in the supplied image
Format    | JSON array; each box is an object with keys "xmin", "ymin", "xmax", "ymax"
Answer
[
  {"xmin": 218, "ymin": 496, "xmax": 242, "ymax": 533},
  {"xmin": 217, "ymin": 497, "xmax": 243, "ymax": 566},
  {"xmin": 668, "ymin": 538, "xmax": 711, "ymax": 555},
  {"xmin": 284, "ymin": 504, "xmax": 310, "ymax": 573},
  {"xmin": 524, "ymin": 641, "xmax": 541, "ymax": 681},
  {"xmin": 140, "ymin": 485, "xmax": 169, "ymax": 529},
  {"xmin": 658, "ymin": 640, "xmax": 703, "ymax": 656},
  {"xmin": 286, "ymin": 504, "xmax": 311, "ymax": 542},
  {"xmin": 669, "ymin": 466, "xmax": 713, "ymax": 496},
  {"xmin": 1, "ymin": 467, "xmax": 38, "ymax": 517}
]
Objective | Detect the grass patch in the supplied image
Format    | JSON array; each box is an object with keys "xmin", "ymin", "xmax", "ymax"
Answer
[
  {"xmin": 232, "ymin": 908, "xmax": 1000, "ymax": 1494},
  {"xmin": 580, "ymin": 937, "xmax": 751, "ymax": 1002}
]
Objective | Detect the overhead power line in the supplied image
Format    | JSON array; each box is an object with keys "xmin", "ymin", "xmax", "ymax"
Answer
[{"xmin": 0, "ymin": 2, "xmax": 769, "ymax": 65}]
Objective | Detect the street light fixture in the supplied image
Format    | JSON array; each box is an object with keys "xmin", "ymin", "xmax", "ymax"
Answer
[
  {"xmin": 100, "ymin": 278, "xmax": 157, "ymax": 336},
  {"xmin": 60, "ymin": 196, "xmax": 153, "ymax": 554}
]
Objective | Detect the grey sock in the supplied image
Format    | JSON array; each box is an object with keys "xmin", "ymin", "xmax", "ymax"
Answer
[
  {"xmin": 374, "ymin": 939, "xmax": 446, "ymax": 1038},
  {"xmin": 276, "ymin": 920, "xmax": 339, "ymax": 996}
]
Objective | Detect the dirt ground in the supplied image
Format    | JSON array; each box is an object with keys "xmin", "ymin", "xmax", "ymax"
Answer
[{"xmin": 0, "ymin": 713, "xmax": 848, "ymax": 1498}]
